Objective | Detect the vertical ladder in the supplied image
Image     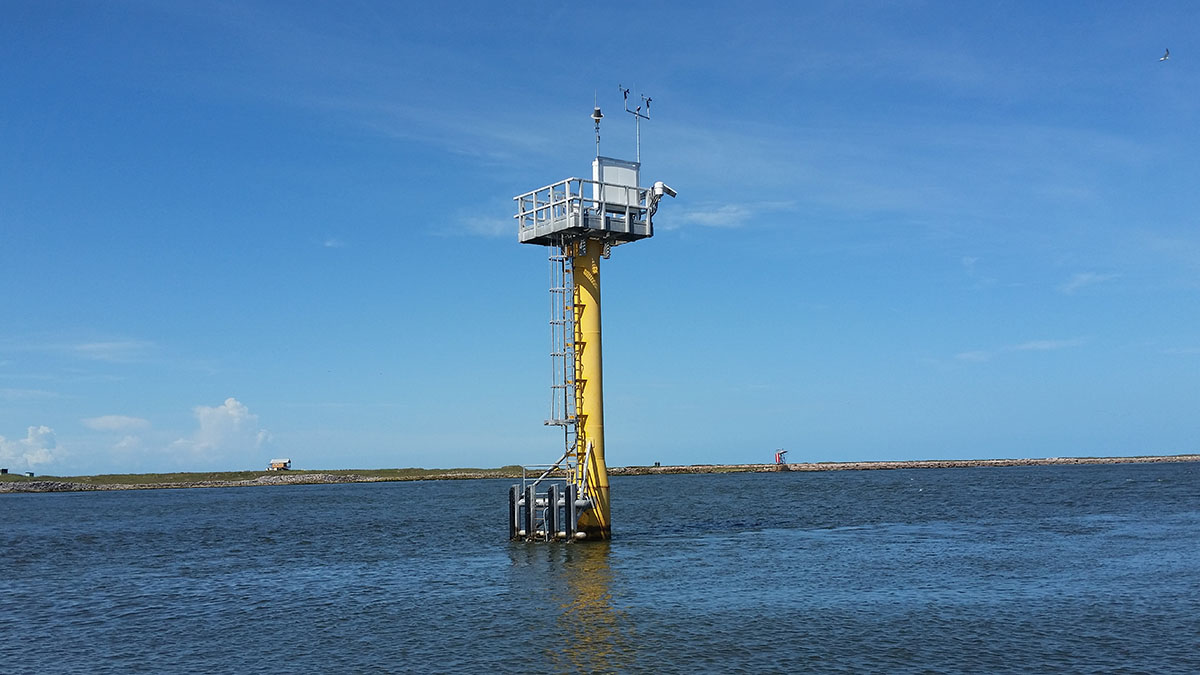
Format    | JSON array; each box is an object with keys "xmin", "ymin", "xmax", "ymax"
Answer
[{"xmin": 546, "ymin": 242, "xmax": 578, "ymax": 470}]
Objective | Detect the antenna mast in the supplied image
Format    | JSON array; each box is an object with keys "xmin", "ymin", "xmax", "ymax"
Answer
[
  {"xmin": 591, "ymin": 102, "xmax": 603, "ymax": 158},
  {"xmin": 619, "ymin": 85, "xmax": 651, "ymax": 163}
]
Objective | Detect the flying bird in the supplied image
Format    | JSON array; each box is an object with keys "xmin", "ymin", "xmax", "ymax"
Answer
[{"xmin": 1160, "ymin": 48, "xmax": 1170, "ymax": 61}]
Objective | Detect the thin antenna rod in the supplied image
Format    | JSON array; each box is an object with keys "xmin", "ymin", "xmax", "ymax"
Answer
[{"xmin": 619, "ymin": 85, "xmax": 651, "ymax": 163}]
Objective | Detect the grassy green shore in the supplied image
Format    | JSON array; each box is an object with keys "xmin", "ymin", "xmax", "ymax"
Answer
[
  {"xmin": 2, "ymin": 454, "xmax": 1197, "ymax": 493},
  {"xmin": 0, "ymin": 466, "xmax": 526, "ymax": 492},
  {"xmin": 0, "ymin": 466, "xmax": 525, "ymax": 486}
]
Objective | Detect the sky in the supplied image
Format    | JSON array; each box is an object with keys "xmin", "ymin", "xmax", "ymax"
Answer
[{"xmin": 2, "ymin": 1, "xmax": 1197, "ymax": 475}]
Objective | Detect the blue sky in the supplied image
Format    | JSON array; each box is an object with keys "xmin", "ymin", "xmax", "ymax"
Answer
[{"xmin": 2, "ymin": 1, "xmax": 1197, "ymax": 474}]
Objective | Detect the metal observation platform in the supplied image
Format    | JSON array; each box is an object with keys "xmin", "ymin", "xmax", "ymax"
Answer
[
  {"xmin": 509, "ymin": 99, "xmax": 673, "ymax": 542},
  {"xmin": 516, "ymin": 157, "xmax": 654, "ymax": 247}
]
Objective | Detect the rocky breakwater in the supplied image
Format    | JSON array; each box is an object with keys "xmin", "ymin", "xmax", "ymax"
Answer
[
  {"xmin": 610, "ymin": 454, "xmax": 1200, "ymax": 476},
  {"xmin": 0, "ymin": 473, "xmax": 371, "ymax": 493}
]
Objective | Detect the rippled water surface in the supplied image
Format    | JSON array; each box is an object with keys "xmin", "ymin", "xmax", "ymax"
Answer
[{"xmin": 3, "ymin": 463, "xmax": 1199, "ymax": 673}]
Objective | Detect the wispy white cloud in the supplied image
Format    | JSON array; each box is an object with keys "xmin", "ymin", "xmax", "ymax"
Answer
[
  {"xmin": 678, "ymin": 204, "xmax": 754, "ymax": 229},
  {"xmin": 29, "ymin": 3, "xmax": 562, "ymax": 198},
  {"xmin": 82, "ymin": 415, "xmax": 151, "ymax": 432},
  {"xmin": 0, "ymin": 388, "xmax": 58, "ymax": 401},
  {"xmin": 1012, "ymin": 338, "xmax": 1087, "ymax": 352},
  {"xmin": 954, "ymin": 350, "xmax": 993, "ymax": 362},
  {"xmin": 1, "ymin": 338, "xmax": 156, "ymax": 363},
  {"xmin": 459, "ymin": 214, "xmax": 510, "ymax": 238},
  {"xmin": 956, "ymin": 338, "xmax": 1086, "ymax": 362},
  {"xmin": 441, "ymin": 198, "xmax": 525, "ymax": 239},
  {"xmin": 1163, "ymin": 347, "xmax": 1200, "ymax": 356},
  {"xmin": 322, "ymin": 237, "xmax": 347, "ymax": 248},
  {"xmin": 71, "ymin": 341, "xmax": 157, "ymax": 363},
  {"xmin": 655, "ymin": 113, "xmax": 1151, "ymax": 240},
  {"xmin": 1059, "ymin": 272, "xmax": 1119, "ymax": 295},
  {"xmin": 670, "ymin": 201, "xmax": 796, "ymax": 230},
  {"xmin": 0, "ymin": 426, "xmax": 58, "ymax": 470},
  {"xmin": 1140, "ymin": 233, "xmax": 1200, "ymax": 284},
  {"xmin": 350, "ymin": 101, "xmax": 560, "ymax": 164},
  {"xmin": 959, "ymin": 255, "xmax": 1005, "ymax": 290}
]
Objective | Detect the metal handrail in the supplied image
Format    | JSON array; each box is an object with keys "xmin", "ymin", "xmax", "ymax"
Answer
[
  {"xmin": 523, "ymin": 451, "xmax": 572, "ymax": 491},
  {"xmin": 514, "ymin": 177, "xmax": 649, "ymax": 231},
  {"xmin": 577, "ymin": 439, "xmax": 594, "ymax": 503}
]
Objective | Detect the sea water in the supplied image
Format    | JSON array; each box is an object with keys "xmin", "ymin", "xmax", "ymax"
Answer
[{"xmin": 2, "ymin": 462, "xmax": 1198, "ymax": 673}]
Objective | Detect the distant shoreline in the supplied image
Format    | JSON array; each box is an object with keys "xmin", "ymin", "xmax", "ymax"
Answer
[
  {"xmin": 609, "ymin": 454, "xmax": 1200, "ymax": 475},
  {"xmin": 2, "ymin": 454, "xmax": 1197, "ymax": 493}
]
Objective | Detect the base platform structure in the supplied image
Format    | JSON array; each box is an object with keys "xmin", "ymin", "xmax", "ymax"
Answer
[{"xmin": 508, "ymin": 463, "xmax": 595, "ymax": 542}]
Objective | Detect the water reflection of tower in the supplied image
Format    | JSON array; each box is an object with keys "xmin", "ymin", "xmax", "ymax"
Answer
[
  {"xmin": 506, "ymin": 542, "xmax": 636, "ymax": 670},
  {"xmin": 550, "ymin": 543, "xmax": 635, "ymax": 673}
]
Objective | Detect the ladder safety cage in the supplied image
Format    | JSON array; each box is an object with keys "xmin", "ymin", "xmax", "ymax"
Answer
[{"xmin": 545, "ymin": 242, "xmax": 577, "ymax": 432}]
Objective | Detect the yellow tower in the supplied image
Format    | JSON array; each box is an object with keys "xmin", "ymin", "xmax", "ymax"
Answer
[
  {"xmin": 508, "ymin": 101, "xmax": 674, "ymax": 541},
  {"xmin": 572, "ymin": 238, "xmax": 610, "ymax": 538}
]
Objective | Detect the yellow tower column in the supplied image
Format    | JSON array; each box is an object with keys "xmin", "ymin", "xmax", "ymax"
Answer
[{"xmin": 573, "ymin": 238, "xmax": 610, "ymax": 540}]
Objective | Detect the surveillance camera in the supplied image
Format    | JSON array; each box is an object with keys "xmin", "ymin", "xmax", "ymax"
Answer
[{"xmin": 652, "ymin": 181, "xmax": 677, "ymax": 199}]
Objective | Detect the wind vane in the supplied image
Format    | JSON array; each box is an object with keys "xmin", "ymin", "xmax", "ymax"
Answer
[{"xmin": 619, "ymin": 85, "xmax": 652, "ymax": 163}]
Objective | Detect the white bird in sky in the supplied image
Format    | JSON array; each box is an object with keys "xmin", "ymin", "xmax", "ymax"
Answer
[{"xmin": 1160, "ymin": 48, "xmax": 1170, "ymax": 61}]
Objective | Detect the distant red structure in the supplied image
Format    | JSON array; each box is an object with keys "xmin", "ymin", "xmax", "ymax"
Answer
[{"xmin": 774, "ymin": 449, "xmax": 788, "ymax": 465}]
